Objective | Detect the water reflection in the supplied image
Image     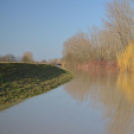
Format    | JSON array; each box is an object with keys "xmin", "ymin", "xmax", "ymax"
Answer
[
  {"xmin": 64, "ymin": 68, "xmax": 134, "ymax": 134},
  {"xmin": 117, "ymin": 73, "xmax": 134, "ymax": 102}
]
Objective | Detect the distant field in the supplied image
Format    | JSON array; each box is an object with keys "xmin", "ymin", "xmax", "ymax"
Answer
[{"xmin": 0, "ymin": 63, "xmax": 73, "ymax": 107}]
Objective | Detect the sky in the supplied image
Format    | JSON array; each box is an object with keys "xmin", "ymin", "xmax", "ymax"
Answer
[{"xmin": 0, "ymin": 0, "xmax": 110, "ymax": 61}]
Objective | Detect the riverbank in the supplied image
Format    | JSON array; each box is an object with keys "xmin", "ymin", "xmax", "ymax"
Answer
[
  {"xmin": 77, "ymin": 61, "xmax": 119, "ymax": 72},
  {"xmin": 0, "ymin": 63, "xmax": 74, "ymax": 106}
]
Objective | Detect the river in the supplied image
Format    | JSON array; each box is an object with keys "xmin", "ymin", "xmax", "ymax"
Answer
[{"xmin": 0, "ymin": 68, "xmax": 134, "ymax": 134}]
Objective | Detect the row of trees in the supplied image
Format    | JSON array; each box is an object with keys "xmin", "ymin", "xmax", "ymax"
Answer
[
  {"xmin": 0, "ymin": 52, "xmax": 62, "ymax": 65},
  {"xmin": 0, "ymin": 52, "xmax": 46, "ymax": 63},
  {"xmin": 63, "ymin": 0, "xmax": 134, "ymax": 64},
  {"xmin": 0, "ymin": 52, "xmax": 35, "ymax": 63}
]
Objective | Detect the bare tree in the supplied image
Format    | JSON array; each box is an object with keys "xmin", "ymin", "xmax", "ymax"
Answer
[
  {"xmin": 42, "ymin": 59, "xmax": 47, "ymax": 63},
  {"xmin": 22, "ymin": 52, "xmax": 34, "ymax": 63},
  {"xmin": 63, "ymin": 32, "xmax": 92, "ymax": 64},
  {"xmin": 0, "ymin": 54, "xmax": 17, "ymax": 62},
  {"xmin": 103, "ymin": 0, "xmax": 134, "ymax": 48}
]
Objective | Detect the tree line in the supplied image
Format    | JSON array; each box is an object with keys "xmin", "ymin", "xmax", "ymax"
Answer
[
  {"xmin": 0, "ymin": 51, "xmax": 62, "ymax": 65},
  {"xmin": 0, "ymin": 52, "xmax": 35, "ymax": 63},
  {"xmin": 63, "ymin": 0, "xmax": 134, "ymax": 65}
]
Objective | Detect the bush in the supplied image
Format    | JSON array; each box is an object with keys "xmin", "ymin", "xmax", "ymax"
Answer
[{"xmin": 117, "ymin": 42, "xmax": 134, "ymax": 72}]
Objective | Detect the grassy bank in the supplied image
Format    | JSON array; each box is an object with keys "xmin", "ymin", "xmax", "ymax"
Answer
[{"xmin": 0, "ymin": 63, "xmax": 74, "ymax": 106}]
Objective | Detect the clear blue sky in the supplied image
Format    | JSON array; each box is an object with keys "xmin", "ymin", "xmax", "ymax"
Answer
[{"xmin": 0, "ymin": 0, "xmax": 110, "ymax": 61}]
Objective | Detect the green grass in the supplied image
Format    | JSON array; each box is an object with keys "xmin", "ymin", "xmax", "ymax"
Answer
[{"xmin": 0, "ymin": 63, "xmax": 74, "ymax": 106}]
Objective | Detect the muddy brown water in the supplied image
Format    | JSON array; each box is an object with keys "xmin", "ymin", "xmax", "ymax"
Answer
[{"xmin": 0, "ymin": 68, "xmax": 134, "ymax": 134}]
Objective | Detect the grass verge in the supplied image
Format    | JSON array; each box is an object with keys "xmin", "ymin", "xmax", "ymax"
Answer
[{"xmin": 0, "ymin": 63, "xmax": 74, "ymax": 108}]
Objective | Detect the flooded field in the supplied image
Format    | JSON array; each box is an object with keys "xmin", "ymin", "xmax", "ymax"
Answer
[{"xmin": 0, "ymin": 69, "xmax": 134, "ymax": 134}]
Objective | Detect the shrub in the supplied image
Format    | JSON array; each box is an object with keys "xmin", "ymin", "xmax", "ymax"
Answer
[{"xmin": 117, "ymin": 42, "xmax": 134, "ymax": 72}]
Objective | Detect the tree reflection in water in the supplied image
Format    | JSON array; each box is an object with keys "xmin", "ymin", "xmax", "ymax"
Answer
[{"xmin": 64, "ymin": 68, "xmax": 134, "ymax": 134}]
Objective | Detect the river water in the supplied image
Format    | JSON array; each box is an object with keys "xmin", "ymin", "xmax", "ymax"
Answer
[{"xmin": 0, "ymin": 68, "xmax": 134, "ymax": 134}]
